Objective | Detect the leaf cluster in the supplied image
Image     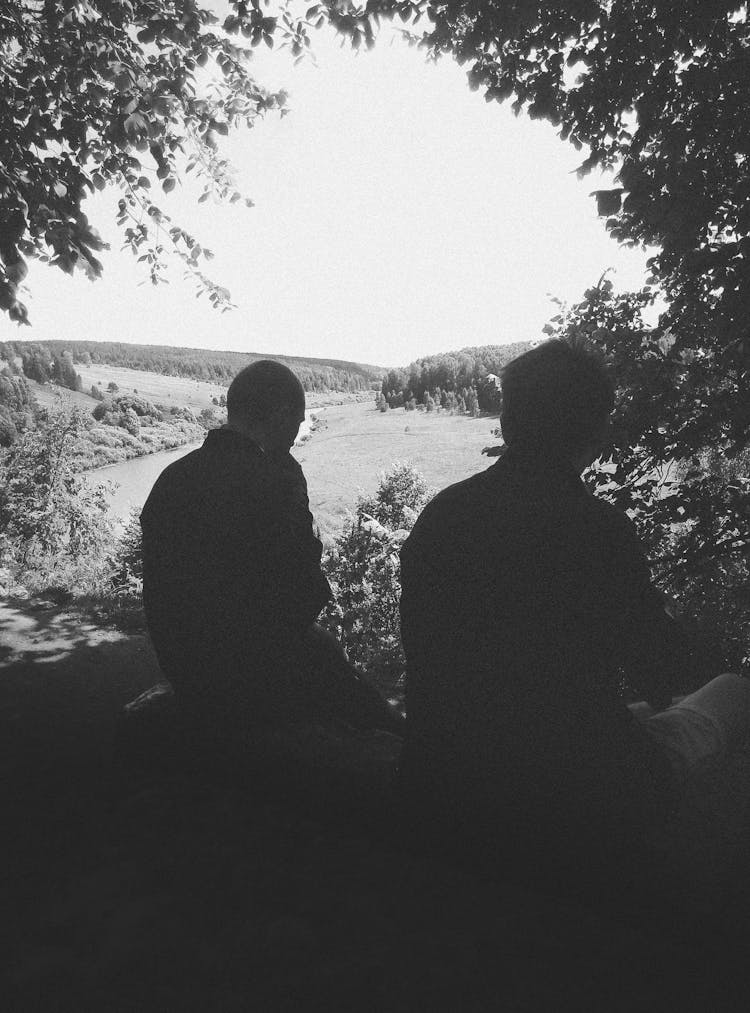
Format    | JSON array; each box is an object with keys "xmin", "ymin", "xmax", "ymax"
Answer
[
  {"xmin": 0, "ymin": 0, "xmax": 315, "ymax": 321},
  {"xmin": 0, "ymin": 360, "xmax": 35, "ymax": 446},
  {"xmin": 335, "ymin": 0, "xmax": 750, "ymax": 440},
  {"xmin": 0, "ymin": 407, "xmax": 115, "ymax": 590},
  {"xmin": 320, "ymin": 462, "xmax": 433, "ymax": 696},
  {"xmin": 546, "ymin": 278, "xmax": 750, "ymax": 671}
]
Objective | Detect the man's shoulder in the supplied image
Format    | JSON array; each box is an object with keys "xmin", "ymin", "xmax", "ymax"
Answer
[
  {"xmin": 424, "ymin": 463, "xmax": 497, "ymax": 516},
  {"xmin": 142, "ymin": 443, "xmax": 205, "ymax": 510},
  {"xmin": 587, "ymin": 488, "xmax": 644, "ymax": 555},
  {"xmin": 585, "ymin": 491, "xmax": 641, "ymax": 544},
  {"xmin": 278, "ymin": 452, "xmax": 307, "ymax": 487},
  {"xmin": 404, "ymin": 463, "xmax": 498, "ymax": 554},
  {"xmin": 141, "ymin": 432, "xmax": 265, "ymax": 521}
]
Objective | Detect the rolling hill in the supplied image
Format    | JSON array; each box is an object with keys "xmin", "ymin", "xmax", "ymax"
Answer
[{"xmin": 1, "ymin": 339, "xmax": 385, "ymax": 393}]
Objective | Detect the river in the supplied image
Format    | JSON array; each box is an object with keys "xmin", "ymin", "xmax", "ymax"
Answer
[{"xmin": 91, "ymin": 412, "xmax": 314, "ymax": 525}]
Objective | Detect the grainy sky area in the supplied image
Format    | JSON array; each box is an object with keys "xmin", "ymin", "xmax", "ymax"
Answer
[{"xmin": 5, "ymin": 22, "xmax": 655, "ymax": 367}]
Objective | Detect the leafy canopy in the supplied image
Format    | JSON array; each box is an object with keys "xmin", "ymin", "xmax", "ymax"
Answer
[
  {"xmin": 4, "ymin": 0, "xmax": 750, "ymax": 409},
  {"xmin": 542, "ymin": 277, "xmax": 749, "ymax": 672},
  {"xmin": 0, "ymin": 407, "xmax": 115, "ymax": 591},
  {"xmin": 0, "ymin": 0, "xmax": 312, "ymax": 323},
  {"xmin": 2, "ymin": 0, "xmax": 748, "ymax": 463},
  {"xmin": 357, "ymin": 1, "xmax": 750, "ymax": 378},
  {"xmin": 321, "ymin": 463, "xmax": 433, "ymax": 694}
]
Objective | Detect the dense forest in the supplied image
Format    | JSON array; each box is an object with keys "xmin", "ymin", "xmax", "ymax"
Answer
[
  {"xmin": 380, "ymin": 342, "xmax": 533, "ymax": 412},
  {"xmin": 0, "ymin": 340, "xmax": 385, "ymax": 393},
  {"xmin": 0, "ymin": 342, "xmax": 85, "ymax": 398},
  {"xmin": 0, "ymin": 348, "xmax": 206, "ymax": 464},
  {"xmin": 0, "ymin": 364, "xmax": 35, "ymax": 446}
]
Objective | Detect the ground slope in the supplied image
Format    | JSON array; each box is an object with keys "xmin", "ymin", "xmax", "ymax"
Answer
[{"xmin": 2, "ymin": 598, "xmax": 742, "ymax": 1011}]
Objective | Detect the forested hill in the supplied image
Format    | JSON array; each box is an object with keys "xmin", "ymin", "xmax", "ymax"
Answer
[
  {"xmin": 1, "ymin": 340, "xmax": 385, "ymax": 393},
  {"xmin": 381, "ymin": 341, "xmax": 534, "ymax": 411}
]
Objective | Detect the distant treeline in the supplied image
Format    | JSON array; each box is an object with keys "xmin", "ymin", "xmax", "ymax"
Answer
[
  {"xmin": 0, "ymin": 340, "xmax": 385, "ymax": 393},
  {"xmin": 381, "ymin": 342, "xmax": 533, "ymax": 412}
]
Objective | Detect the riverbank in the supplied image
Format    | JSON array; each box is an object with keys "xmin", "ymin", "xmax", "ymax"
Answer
[{"xmin": 74, "ymin": 416, "xmax": 206, "ymax": 473}]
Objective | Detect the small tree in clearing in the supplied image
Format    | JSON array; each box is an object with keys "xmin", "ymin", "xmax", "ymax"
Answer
[
  {"xmin": 466, "ymin": 387, "xmax": 480, "ymax": 417},
  {"xmin": 0, "ymin": 407, "xmax": 114, "ymax": 593},
  {"xmin": 321, "ymin": 463, "xmax": 432, "ymax": 696}
]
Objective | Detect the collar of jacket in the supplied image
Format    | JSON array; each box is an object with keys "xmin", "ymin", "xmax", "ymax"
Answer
[
  {"xmin": 501, "ymin": 444, "xmax": 588, "ymax": 497},
  {"xmin": 206, "ymin": 425, "xmax": 266, "ymax": 456}
]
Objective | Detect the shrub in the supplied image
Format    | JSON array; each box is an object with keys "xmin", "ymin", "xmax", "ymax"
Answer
[
  {"xmin": 543, "ymin": 279, "xmax": 750, "ymax": 675},
  {"xmin": 109, "ymin": 509, "xmax": 144, "ymax": 603},
  {"xmin": 320, "ymin": 463, "xmax": 432, "ymax": 698},
  {"xmin": 0, "ymin": 407, "xmax": 116, "ymax": 595},
  {"xmin": 198, "ymin": 406, "xmax": 222, "ymax": 430}
]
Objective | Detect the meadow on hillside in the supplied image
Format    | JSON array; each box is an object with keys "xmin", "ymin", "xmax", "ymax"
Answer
[
  {"xmin": 26, "ymin": 380, "xmax": 96, "ymax": 412},
  {"xmin": 64, "ymin": 363, "xmax": 372, "ymax": 416},
  {"xmin": 25, "ymin": 378, "xmax": 206, "ymax": 470},
  {"xmin": 75, "ymin": 364, "xmax": 229, "ymax": 413}
]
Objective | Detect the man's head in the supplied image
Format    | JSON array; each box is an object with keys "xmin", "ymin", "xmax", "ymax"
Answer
[
  {"xmin": 500, "ymin": 337, "xmax": 614, "ymax": 471},
  {"xmin": 226, "ymin": 359, "xmax": 306, "ymax": 455}
]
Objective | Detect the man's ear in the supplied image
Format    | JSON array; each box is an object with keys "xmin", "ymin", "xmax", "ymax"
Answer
[{"xmin": 266, "ymin": 404, "xmax": 287, "ymax": 425}]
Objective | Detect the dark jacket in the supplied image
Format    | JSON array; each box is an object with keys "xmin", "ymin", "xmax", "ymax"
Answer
[
  {"xmin": 399, "ymin": 448, "xmax": 685, "ymax": 827},
  {"xmin": 140, "ymin": 427, "xmax": 331, "ymax": 724}
]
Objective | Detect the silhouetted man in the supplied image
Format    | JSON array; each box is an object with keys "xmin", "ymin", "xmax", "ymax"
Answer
[
  {"xmin": 141, "ymin": 360, "xmax": 401, "ymax": 761},
  {"xmin": 399, "ymin": 338, "xmax": 750, "ymax": 867}
]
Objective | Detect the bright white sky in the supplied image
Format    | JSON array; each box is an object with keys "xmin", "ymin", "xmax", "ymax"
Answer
[{"xmin": 4, "ymin": 22, "xmax": 655, "ymax": 368}]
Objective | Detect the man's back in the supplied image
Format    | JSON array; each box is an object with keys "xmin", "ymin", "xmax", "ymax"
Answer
[
  {"xmin": 400, "ymin": 448, "xmax": 679, "ymax": 826},
  {"xmin": 141, "ymin": 427, "xmax": 330, "ymax": 723}
]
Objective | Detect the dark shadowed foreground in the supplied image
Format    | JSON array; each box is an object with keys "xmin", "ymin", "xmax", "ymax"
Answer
[{"xmin": 2, "ymin": 598, "xmax": 748, "ymax": 1011}]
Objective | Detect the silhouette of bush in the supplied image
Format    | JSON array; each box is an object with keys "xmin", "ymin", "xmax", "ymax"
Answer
[{"xmin": 321, "ymin": 463, "xmax": 432, "ymax": 697}]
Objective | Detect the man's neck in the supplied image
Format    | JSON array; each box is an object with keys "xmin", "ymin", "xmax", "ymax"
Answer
[
  {"xmin": 223, "ymin": 421, "xmax": 267, "ymax": 453},
  {"xmin": 505, "ymin": 443, "xmax": 583, "ymax": 476}
]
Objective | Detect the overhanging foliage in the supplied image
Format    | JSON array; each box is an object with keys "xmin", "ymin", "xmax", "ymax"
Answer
[
  {"xmin": 358, "ymin": 2, "xmax": 750, "ymax": 381},
  {"xmin": 0, "ymin": 0, "xmax": 312, "ymax": 322},
  {"xmin": 3, "ymin": 0, "xmax": 750, "ymax": 425}
]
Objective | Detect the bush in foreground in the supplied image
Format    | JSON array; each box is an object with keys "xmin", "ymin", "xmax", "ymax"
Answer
[
  {"xmin": 320, "ymin": 463, "xmax": 432, "ymax": 699},
  {"xmin": 0, "ymin": 408, "xmax": 116, "ymax": 597}
]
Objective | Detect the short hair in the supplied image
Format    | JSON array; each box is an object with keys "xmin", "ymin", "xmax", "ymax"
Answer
[
  {"xmin": 500, "ymin": 337, "xmax": 614, "ymax": 454},
  {"xmin": 227, "ymin": 360, "xmax": 305, "ymax": 425}
]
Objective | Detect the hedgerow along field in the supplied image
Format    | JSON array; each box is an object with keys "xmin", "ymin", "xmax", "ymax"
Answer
[{"xmin": 294, "ymin": 400, "xmax": 499, "ymax": 541}]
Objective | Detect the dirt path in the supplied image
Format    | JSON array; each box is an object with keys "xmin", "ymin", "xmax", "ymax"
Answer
[{"xmin": 1, "ymin": 597, "xmax": 160, "ymax": 798}]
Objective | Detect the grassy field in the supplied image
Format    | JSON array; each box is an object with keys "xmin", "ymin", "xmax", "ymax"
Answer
[
  {"xmin": 295, "ymin": 401, "xmax": 501, "ymax": 540},
  {"xmin": 76, "ymin": 364, "xmax": 229, "ymax": 412},
  {"xmin": 26, "ymin": 367, "xmax": 224, "ymax": 415},
  {"xmin": 27, "ymin": 379, "xmax": 98, "ymax": 411},
  {"xmin": 73, "ymin": 364, "xmax": 372, "ymax": 412}
]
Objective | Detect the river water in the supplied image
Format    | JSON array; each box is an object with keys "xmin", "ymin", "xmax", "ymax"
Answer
[{"xmin": 91, "ymin": 412, "xmax": 313, "ymax": 525}]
